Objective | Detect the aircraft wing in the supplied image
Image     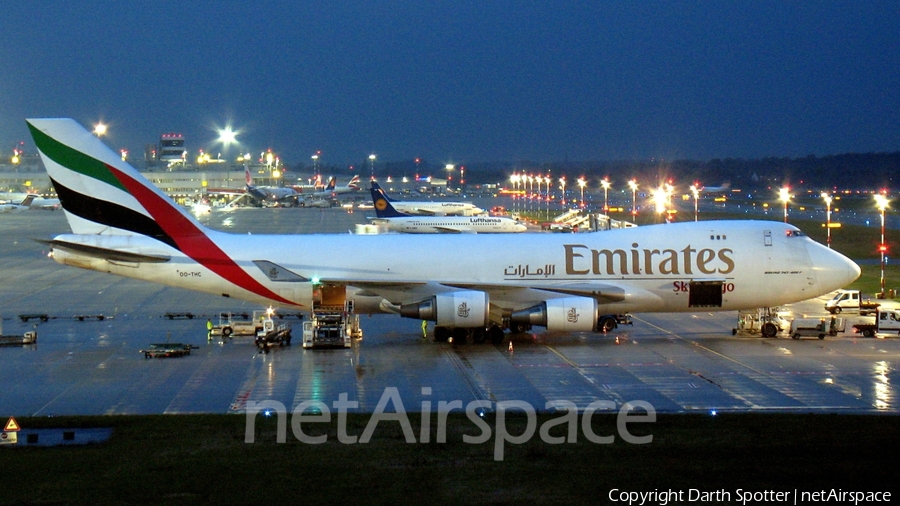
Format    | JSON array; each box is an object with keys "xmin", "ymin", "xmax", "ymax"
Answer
[
  {"xmin": 341, "ymin": 279, "xmax": 644, "ymax": 308},
  {"xmin": 434, "ymin": 227, "xmax": 468, "ymax": 234}
]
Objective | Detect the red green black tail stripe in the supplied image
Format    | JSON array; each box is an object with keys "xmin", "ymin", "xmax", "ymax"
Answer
[{"xmin": 30, "ymin": 120, "xmax": 295, "ymax": 306}]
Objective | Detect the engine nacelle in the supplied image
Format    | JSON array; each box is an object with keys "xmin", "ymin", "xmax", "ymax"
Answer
[
  {"xmin": 399, "ymin": 290, "xmax": 488, "ymax": 327},
  {"xmin": 510, "ymin": 297, "xmax": 599, "ymax": 332}
]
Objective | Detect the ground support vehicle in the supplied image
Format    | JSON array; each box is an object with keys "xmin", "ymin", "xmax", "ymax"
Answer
[
  {"xmin": 255, "ymin": 318, "xmax": 292, "ymax": 349},
  {"xmin": 140, "ymin": 343, "xmax": 197, "ymax": 359},
  {"xmin": 302, "ymin": 307, "xmax": 360, "ymax": 348},
  {"xmin": 302, "ymin": 285, "xmax": 361, "ymax": 349},
  {"xmin": 0, "ymin": 318, "xmax": 37, "ymax": 347},
  {"xmin": 852, "ymin": 309, "xmax": 900, "ymax": 337},
  {"xmin": 213, "ymin": 310, "xmax": 267, "ymax": 337},
  {"xmin": 825, "ymin": 290, "xmax": 880, "ymax": 315},
  {"xmin": 18, "ymin": 313, "xmax": 49, "ymax": 323},
  {"xmin": 164, "ymin": 312, "xmax": 195, "ymax": 320},
  {"xmin": 73, "ymin": 314, "xmax": 107, "ymax": 321},
  {"xmin": 790, "ymin": 317, "xmax": 844, "ymax": 339},
  {"xmin": 733, "ymin": 308, "xmax": 790, "ymax": 337},
  {"xmin": 0, "ymin": 331, "xmax": 37, "ymax": 346}
]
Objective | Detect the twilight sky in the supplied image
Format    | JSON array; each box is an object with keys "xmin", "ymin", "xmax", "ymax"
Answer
[{"xmin": 2, "ymin": 1, "xmax": 898, "ymax": 166}]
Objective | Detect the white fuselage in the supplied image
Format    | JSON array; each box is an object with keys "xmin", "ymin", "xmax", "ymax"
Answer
[
  {"xmin": 50, "ymin": 220, "xmax": 859, "ymax": 315},
  {"xmin": 371, "ymin": 215, "xmax": 526, "ymax": 234},
  {"xmin": 389, "ymin": 200, "xmax": 483, "ymax": 216}
]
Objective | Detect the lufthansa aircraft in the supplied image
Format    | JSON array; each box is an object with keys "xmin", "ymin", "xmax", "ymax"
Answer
[
  {"xmin": 28, "ymin": 119, "xmax": 859, "ymax": 342},
  {"xmin": 371, "ymin": 181, "xmax": 483, "ymax": 216},
  {"xmin": 370, "ymin": 185, "xmax": 526, "ymax": 234}
]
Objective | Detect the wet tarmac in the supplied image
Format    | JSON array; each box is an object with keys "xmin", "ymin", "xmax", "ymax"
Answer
[{"xmin": 1, "ymin": 208, "xmax": 898, "ymax": 415}]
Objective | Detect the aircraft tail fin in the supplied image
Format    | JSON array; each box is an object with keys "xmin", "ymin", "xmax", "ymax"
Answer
[
  {"xmin": 27, "ymin": 118, "xmax": 207, "ymax": 245},
  {"xmin": 19, "ymin": 194, "xmax": 36, "ymax": 207},
  {"xmin": 370, "ymin": 184, "xmax": 408, "ymax": 218},
  {"xmin": 324, "ymin": 177, "xmax": 336, "ymax": 191},
  {"xmin": 27, "ymin": 118, "xmax": 300, "ymax": 308},
  {"xmin": 370, "ymin": 181, "xmax": 395, "ymax": 202},
  {"xmin": 348, "ymin": 175, "xmax": 360, "ymax": 188}
]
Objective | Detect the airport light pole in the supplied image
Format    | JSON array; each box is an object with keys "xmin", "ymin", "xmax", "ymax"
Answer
[
  {"xmin": 628, "ymin": 180, "xmax": 638, "ymax": 217},
  {"xmin": 779, "ymin": 187, "xmax": 791, "ymax": 223},
  {"xmin": 875, "ymin": 194, "xmax": 889, "ymax": 297},
  {"xmin": 369, "ymin": 154, "xmax": 376, "ymax": 180},
  {"xmin": 577, "ymin": 177, "xmax": 586, "ymax": 209},
  {"xmin": 445, "ymin": 164, "xmax": 455, "ymax": 192},
  {"xmin": 821, "ymin": 191, "xmax": 833, "ymax": 248},
  {"xmin": 690, "ymin": 184, "xmax": 700, "ymax": 222},
  {"xmin": 601, "ymin": 178, "xmax": 611, "ymax": 214},
  {"xmin": 544, "ymin": 176, "xmax": 551, "ymax": 220},
  {"xmin": 510, "ymin": 173, "xmax": 520, "ymax": 213},
  {"xmin": 559, "ymin": 177, "xmax": 567, "ymax": 209},
  {"xmin": 524, "ymin": 175, "xmax": 531, "ymax": 211}
]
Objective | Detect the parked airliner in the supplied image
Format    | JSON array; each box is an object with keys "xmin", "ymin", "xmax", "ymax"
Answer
[
  {"xmin": 371, "ymin": 181, "xmax": 483, "ymax": 216},
  {"xmin": 370, "ymin": 185, "xmax": 526, "ymax": 234},
  {"xmin": 0, "ymin": 194, "xmax": 36, "ymax": 212},
  {"xmin": 28, "ymin": 119, "xmax": 859, "ymax": 343}
]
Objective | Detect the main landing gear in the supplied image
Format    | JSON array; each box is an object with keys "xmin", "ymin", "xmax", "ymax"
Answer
[{"xmin": 433, "ymin": 325, "xmax": 508, "ymax": 345}]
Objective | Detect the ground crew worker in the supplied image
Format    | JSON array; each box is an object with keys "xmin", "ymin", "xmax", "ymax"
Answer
[
  {"xmin": 207, "ymin": 318, "xmax": 213, "ymax": 340},
  {"xmin": 422, "ymin": 320, "xmax": 428, "ymax": 338}
]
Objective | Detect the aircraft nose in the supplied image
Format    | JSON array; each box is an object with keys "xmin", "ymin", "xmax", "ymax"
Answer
[{"xmin": 808, "ymin": 243, "xmax": 861, "ymax": 293}]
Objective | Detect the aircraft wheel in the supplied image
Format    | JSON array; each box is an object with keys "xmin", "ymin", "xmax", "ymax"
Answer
[
  {"xmin": 434, "ymin": 326, "xmax": 451, "ymax": 342},
  {"xmin": 451, "ymin": 327, "xmax": 469, "ymax": 345},
  {"xmin": 489, "ymin": 325, "xmax": 505, "ymax": 345},
  {"xmin": 762, "ymin": 323, "xmax": 778, "ymax": 338},
  {"xmin": 472, "ymin": 328, "xmax": 487, "ymax": 344},
  {"xmin": 598, "ymin": 316, "xmax": 617, "ymax": 333}
]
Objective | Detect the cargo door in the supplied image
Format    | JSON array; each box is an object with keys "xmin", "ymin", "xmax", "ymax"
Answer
[{"xmin": 689, "ymin": 280, "xmax": 723, "ymax": 308}]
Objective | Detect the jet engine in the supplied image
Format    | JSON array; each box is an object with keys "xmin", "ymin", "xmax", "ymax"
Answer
[
  {"xmin": 509, "ymin": 297, "xmax": 599, "ymax": 332},
  {"xmin": 399, "ymin": 290, "xmax": 489, "ymax": 327}
]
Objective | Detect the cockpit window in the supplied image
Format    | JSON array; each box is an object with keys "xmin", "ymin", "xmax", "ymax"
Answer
[{"xmin": 786, "ymin": 230, "xmax": 805, "ymax": 237}]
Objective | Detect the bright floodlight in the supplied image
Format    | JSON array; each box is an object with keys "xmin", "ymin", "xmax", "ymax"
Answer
[
  {"xmin": 778, "ymin": 187, "xmax": 791, "ymax": 203},
  {"xmin": 652, "ymin": 186, "xmax": 668, "ymax": 214},
  {"xmin": 217, "ymin": 127, "xmax": 238, "ymax": 146},
  {"xmin": 93, "ymin": 123, "xmax": 107, "ymax": 137}
]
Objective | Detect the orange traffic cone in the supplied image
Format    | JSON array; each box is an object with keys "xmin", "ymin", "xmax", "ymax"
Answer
[
  {"xmin": 508, "ymin": 341, "xmax": 514, "ymax": 352},
  {"xmin": 615, "ymin": 336, "xmax": 620, "ymax": 345}
]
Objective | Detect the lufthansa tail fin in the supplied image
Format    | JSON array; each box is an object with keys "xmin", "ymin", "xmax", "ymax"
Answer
[
  {"xmin": 370, "ymin": 184, "xmax": 408, "ymax": 218},
  {"xmin": 369, "ymin": 181, "xmax": 396, "ymax": 202}
]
